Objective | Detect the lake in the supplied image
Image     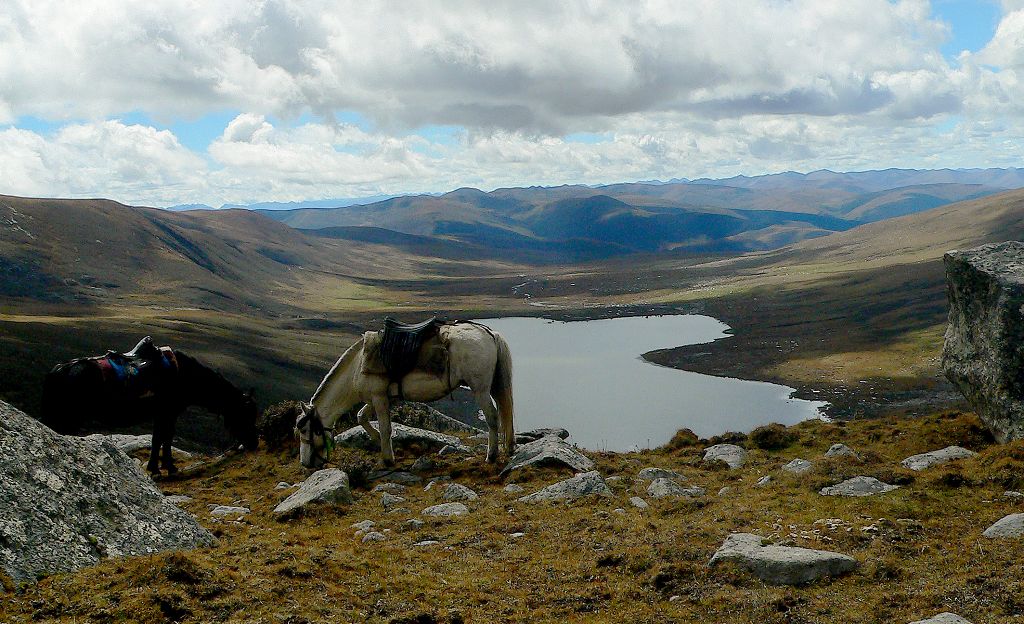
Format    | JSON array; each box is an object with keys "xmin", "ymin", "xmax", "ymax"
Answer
[{"xmin": 479, "ymin": 315, "xmax": 827, "ymax": 451}]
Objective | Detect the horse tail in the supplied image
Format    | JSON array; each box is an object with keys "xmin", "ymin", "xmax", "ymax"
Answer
[{"xmin": 491, "ymin": 332, "xmax": 515, "ymax": 453}]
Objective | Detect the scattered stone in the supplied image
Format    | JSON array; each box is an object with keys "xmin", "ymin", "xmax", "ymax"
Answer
[
  {"xmin": 703, "ymin": 444, "xmax": 747, "ymax": 469},
  {"xmin": 613, "ymin": 508, "xmax": 626, "ymax": 514},
  {"xmin": 443, "ymin": 483, "xmax": 479, "ymax": 502},
  {"xmin": 422, "ymin": 502, "xmax": 470, "ymax": 518},
  {"xmin": 718, "ymin": 486, "xmax": 733, "ymax": 496},
  {"xmin": 756, "ymin": 475, "xmax": 772, "ymax": 487},
  {"xmin": 646, "ymin": 478, "xmax": 705, "ymax": 499},
  {"xmin": 982, "ymin": 513, "xmax": 1024, "ymax": 538},
  {"xmin": 820, "ymin": 476, "xmax": 899, "ymax": 497},
  {"xmin": 165, "ymin": 495, "xmax": 192, "ymax": 505},
  {"xmin": 500, "ymin": 435, "xmax": 595, "ymax": 476},
  {"xmin": 210, "ymin": 505, "xmax": 249, "ymax": 518},
  {"xmin": 824, "ymin": 444, "xmax": 861, "ymax": 460},
  {"xmin": 509, "ymin": 532, "xmax": 526, "ymax": 538},
  {"xmin": 438, "ymin": 444, "xmax": 472, "ymax": 457},
  {"xmin": 630, "ymin": 496, "xmax": 649, "ymax": 510},
  {"xmin": 1004, "ymin": 491, "xmax": 1024, "ymax": 501},
  {"xmin": 361, "ymin": 531, "xmax": 386, "ymax": 543},
  {"xmin": 351, "ymin": 520, "xmax": 375, "ymax": 532},
  {"xmin": 380, "ymin": 493, "xmax": 406, "ymax": 509},
  {"xmin": 908, "ymin": 613, "xmax": 973, "ymax": 624},
  {"xmin": 942, "ymin": 242, "xmax": 1024, "ymax": 442},
  {"xmin": 782, "ymin": 458, "xmax": 813, "ymax": 474},
  {"xmin": 275, "ymin": 482, "xmax": 292, "ymax": 490},
  {"xmin": 369, "ymin": 470, "xmax": 423, "ymax": 485},
  {"xmin": 901, "ymin": 446, "xmax": 978, "ymax": 471},
  {"xmin": 503, "ymin": 483, "xmax": 525, "ymax": 494},
  {"xmin": 424, "ymin": 476, "xmax": 451, "ymax": 491},
  {"xmin": 708, "ymin": 533, "xmax": 858, "ymax": 585},
  {"xmin": 410, "ymin": 455, "xmax": 439, "ymax": 473},
  {"xmin": 637, "ymin": 467, "xmax": 686, "ymax": 482},
  {"xmin": 516, "ymin": 428, "xmax": 570, "ymax": 444},
  {"xmin": 0, "ymin": 401, "xmax": 214, "ymax": 584},
  {"xmin": 274, "ymin": 468, "xmax": 353, "ymax": 516},
  {"xmin": 335, "ymin": 421, "xmax": 469, "ymax": 453},
  {"xmin": 387, "ymin": 507, "xmax": 411, "ymax": 515},
  {"xmin": 413, "ymin": 540, "xmax": 440, "ymax": 547},
  {"xmin": 517, "ymin": 471, "xmax": 613, "ymax": 504},
  {"xmin": 372, "ymin": 482, "xmax": 408, "ymax": 494},
  {"xmin": 402, "ymin": 519, "xmax": 425, "ymax": 531}
]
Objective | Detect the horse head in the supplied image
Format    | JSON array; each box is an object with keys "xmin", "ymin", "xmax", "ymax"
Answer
[
  {"xmin": 225, "ymin": 389, "xmax": 260, "ymax": 451},
  {"xmin": 296, "ymin": 402, "xmax": 332, "ymax": 469}
]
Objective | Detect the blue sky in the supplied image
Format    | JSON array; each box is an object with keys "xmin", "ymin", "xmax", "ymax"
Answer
[{"xmin": 1, "ymin": 1, "xmax": 1023, "ymax": 207}]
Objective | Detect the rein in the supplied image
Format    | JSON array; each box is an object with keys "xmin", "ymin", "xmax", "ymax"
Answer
[{"xmin": 297, "ymin": 407, "xmax": 334, "ymax": 465}]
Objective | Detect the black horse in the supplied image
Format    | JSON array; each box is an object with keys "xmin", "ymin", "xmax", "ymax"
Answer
[{"xmin": 40, "ymin": 337, "xmax": 259, "ymax": 474}]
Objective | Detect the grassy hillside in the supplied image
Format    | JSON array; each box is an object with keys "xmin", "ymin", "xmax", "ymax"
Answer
[{"xmin": 2, "ymin": 410, "xmax": 1021, "ymax": 623}]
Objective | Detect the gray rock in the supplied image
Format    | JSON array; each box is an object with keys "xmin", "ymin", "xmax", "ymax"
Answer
[
  {"xmin": 165, "ymin": 495, "xmax": 192, "ymax": 505},
  {"xmin": 637, "ymin": 467, "xmax": 686, "ymax": 482},
  {"xmin": 782, "ymin": 458, "xmax": 813, "ymax": 474},
  {"xmin": 369, "ymin": 469, "xmax": 423, "ymax": 485},
  {"xmin": 438, "ymin": 444, "xmax": 472, "ymax": 457},
  {"xmin": 820, "ymin": 476, "xmax": 899, "ymax": 497},
  {"xmin": 1004, "ymin": 491, "xmax": 1024, "ymax": 501},
  {"xmin": 824, "ymin": 443, "xmax": 861, "ymax": 460},
  {"xmin": 908, "ymin": 613, "xmax": 973, "ymax": 624},
  {"xmin": 387, "ymin": 507, "xmax": 411, "ymax": 515},
  {"xmin": 703, "ymin": 444, "xmax": 747, "ymax": 469},
  {"xmin": 335, "ymin": 421, "xmax": 469, "ymax": 454},
  {"xmin": 646, "ymin": 478, "xmax": 704, "ymax": 499},
  {"xmin": 380, "ymin": 493, "xmax": 406, "ymax": 509},
  {"xmin": 500, "ymin": 435, "xmax": 595, "ymax": 476},
  {"xmin": 361, "ymin": 531, "xmax": 386, "ymax": 543},
  {"xmin": 517, "ymin": 471, "xmax": 613, "ymax": 503},
  {"xmin": 413, "ymin": 540, "xmax": 440, "ymax": 547},
  {"xmin": 402, "ymin": 519, "xmax": 425, "ymax": 531},
  {"xmin": 982, "ymin": 513, "xmax": 1024, "ymax": 538},
  {"xmin": 630, "ymin": 496, "xmax": 649, "ymax": 509},
  {"xmin": 442, "ymin": 483, "xmax": 478, "ymax": 502},
  {"xmin": 943, "ymin": 242, "xmax": 1024, "ymax": 442},
  {"xmin": 516, "ymin": 428, "xmax": 570, "ymax": 444},
  {"xmin": 717, "ymin": 486, "xmax": 733, "ymax": 496},
  {"xmin": 372, "ymin": 482, "xmax": 408, "ymax": 494},
  {"xmin": 901, "ymin": 446, "xmax": 978, "ymax": 471},
  {"xmin": 210, "ymin": 505, "xmax": 249, "ymax": 518},
  {"xmin": 82, "ymin": 433, "xmax": 191, "ymax": 458},
  {"xmin": 503, "ymin": 483, "xmax": 525, "ymax": 494},
  {"xmin": 424, "ymin": 476, "xmax": 451, "ymax": 491},
  {"xmin": 275, "ymin": 482, "xmax": 292, "ymax": 490},
  {"xmin": 422, "ymin": 502, "xmax": 470, "ymax": 518},
  {"xmin": 709, "ymin": 533, "xmax": 858, "ymax": 585},
  {"xmin": 0, "ymin": 400, "xmax": 214, "ymax": 584},
  {"xmin": 274, "ymin": 468, "xmax": 353, "ymax": 516},
  {"xmin": 351, "ymin": 520, "xmax": 375, "ymax": 532},
  {"xmin": 756, "ymin": 475, "xmax": 772, "ymax": 487}
]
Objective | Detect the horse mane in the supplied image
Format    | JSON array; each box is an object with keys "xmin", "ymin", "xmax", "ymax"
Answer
[
  {"xmin": 309, "ymin": 335, "xmax": 364, "ymax": 403},
  {"xmin": 173, "ymin": 350, "xmax": 245, "ymax": 410}
]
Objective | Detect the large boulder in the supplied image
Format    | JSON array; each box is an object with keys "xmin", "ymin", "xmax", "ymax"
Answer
[
  {"xmin": 0, "ymin": 400, "xmax": 214, "ymax": 584},
  {"xmin": 517, "ymin": 471, "xmax": 613, "ymax": 503},
  {"xmin": 709, "ymin": 533, "xmax": 858, "ymax": 585},
  {"xmin": 500, "ymin": 435, "xmax": 595, "ymax": 476},
  {"xmin": 703, "ymin": 444, "xmax": 747, "ymax": 469},
  {"xmin": 273, "ymin": 468, "xmax": 353, "ymax": 516},
  {"xmin": 901, "ymin": 446, "xmax": 977, "ymax": 471},
  {"xmin": 335, "ymin": 421, "xmax": 469, "ymax": 454},
  {"xmin": 982, "ymin": 513, "xmax": 1024, "ymax": 538},
  {"xmin": 820, "ymin": 476, "xmax": 899, "ymax": 497},
  {"xmin": 942, "ymin": 242, "xmax": 1024, "ymax": 442}
]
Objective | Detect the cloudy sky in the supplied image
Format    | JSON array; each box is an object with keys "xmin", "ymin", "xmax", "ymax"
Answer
[{"xmin": 1, "ymin": 0, "xmax": 1023, "ymax": 207}]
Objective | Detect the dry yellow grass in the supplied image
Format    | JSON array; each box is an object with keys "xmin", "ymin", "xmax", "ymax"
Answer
[{"xmin": 2, "ymin": 411, "xmax": 1022, "ymax": 623}]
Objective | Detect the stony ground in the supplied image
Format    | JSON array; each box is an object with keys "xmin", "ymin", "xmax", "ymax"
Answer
[{"xmin": 2, "ymin": 410, "xmax": 1024, "ymax": 623}]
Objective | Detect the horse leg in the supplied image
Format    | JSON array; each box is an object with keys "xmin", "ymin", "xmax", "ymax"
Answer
[
  {"xmin": 161, "ymin": 412, "xmax": 178, "ymax": 475},
  {"xmin": 357, "ymin": 403, "xmax": 382, "ymax": 446},
  {"xmin": 147, "ymin": 415, "xmax": 163, "ymax": 474},
  {"xmin": 476, "ymin": 390, "xmax": 500, "ymax": 464},
  {"xmin": 370, "ymin": 394, "xmax": 394, "ymax": 466}
]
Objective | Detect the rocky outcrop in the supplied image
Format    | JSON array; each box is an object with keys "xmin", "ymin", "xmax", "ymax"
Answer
[
  {"xmin": 942, "ymin": 242, "xmax": 1024, "ymax": 442},
  {"xmin": 392, "ymin": 402, "xmax": 483, "ymax": 434},
  {"xmin": 500, "ymin": 435, "xmax": 595, "ymax": 476},
  {"xmin": 0, "ymin": 400, "xmax": 214, "ymax": 584},
  {"xmin": 820, "ymin": 476, "xmax": 899, "ymax": 497},
  {"xmin": 517, "ymin": 471, "xmax": 613, "ymax": 503},
  {"xmin": 335, "ymin": 422, "xmax": 469, "ymax": 454},
  {"xmin": 901, "ymin": 446, "xmax": 977, "ymax": 471},
  {"xmin": 982, "ymin": 513, "xmax": 1024, "ymax": 538},
  {"xmin": 708, "ymin": 533, "xmax": 857, "ymax": 585},
  {"xmin": 703, "ymin": 444, "xmax": 747, "ymax": 469},
  {"xmin": 273, "ymin": 468, "xmax": 353, "ymax": 516}
]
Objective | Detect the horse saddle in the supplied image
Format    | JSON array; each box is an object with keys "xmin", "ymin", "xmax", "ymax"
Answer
[{"xmin": 362, "ymin": 318, "xmax": 448, "ymax": 384}]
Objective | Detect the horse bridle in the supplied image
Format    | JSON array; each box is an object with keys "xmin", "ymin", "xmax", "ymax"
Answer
[{"xmin": 297, "ymin": 406, "xmax": 334, "ymax": 465}]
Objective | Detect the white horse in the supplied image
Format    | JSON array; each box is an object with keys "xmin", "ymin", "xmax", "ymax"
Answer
[{"xmin": 296, "ymin": 321, "xmax": 514, "ymax": 468}]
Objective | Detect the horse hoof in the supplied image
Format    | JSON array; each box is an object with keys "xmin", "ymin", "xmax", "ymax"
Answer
[{"xmin": 165, "ymin": 466, "xmax": 178, "ymax": 476}]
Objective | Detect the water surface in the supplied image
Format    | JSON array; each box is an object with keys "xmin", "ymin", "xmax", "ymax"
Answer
[{"xmin": 480, "ymin": 315, "xmax": 826, "ymax": 451}]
